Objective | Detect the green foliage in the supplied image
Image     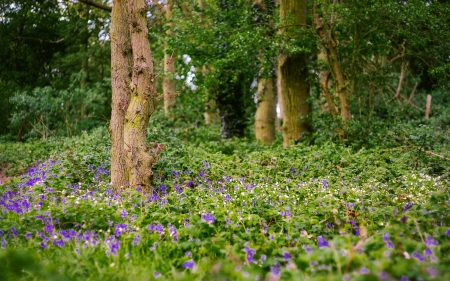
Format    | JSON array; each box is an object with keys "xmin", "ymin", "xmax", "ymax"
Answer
[
  {"xmin": 1, "ymin": 118, "xmax": 450, "ymax": 280},
  {"xmin": 8, "ymin": 75, "xmax": 111, "ymax": 140}
]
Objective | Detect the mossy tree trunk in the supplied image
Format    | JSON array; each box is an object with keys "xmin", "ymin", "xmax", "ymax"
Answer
[
  {"xmin": 122, "ymin": 0, "xmax": 159, "ymax": 190},
  {"xmin": 255, "ymin": 75, "xmax": 276, "ymax": 144},
  {"xmin": 110, "ymin": 0, "xmax": 162, "ymax": 191},
  {"xmin": 163, "ymin": 0, "xmax": 176, "ymax": 114},
  {"xmin": 109, "ymin": 0, "xmax": 132, "ymax": 189},
  {"xmin": 279, "ymin": 0, "xmax": 311, "ymax": 147}
]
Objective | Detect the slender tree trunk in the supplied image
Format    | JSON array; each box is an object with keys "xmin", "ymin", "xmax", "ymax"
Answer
[
  {"xmin": 123, "ymin": 0, "xmax": 158, "ymax": 190},
  {"xmin": 163, "ymin": 0, "xmax": 176, "ymax": 114},
  {"xmin": 279, "ymin": 0, "xmax": 311, "ymax": 147},
  {"xmin": 204, "ymin": 99, "xmax": 220, "ymax": 125},
  {"xmin": 255, "ymin": 75, "xmax": 276, "ymax": 144},
  {"xmin": 313, "ymin": 3, "xmax": 350, "ymax": 122},
  {"xmin": 110, "ymin": 0, "xmax": 132, "ymax": 189},
  {"xmin": 276, "ymin": 65, "xmax": 283, "ymax": 130}
]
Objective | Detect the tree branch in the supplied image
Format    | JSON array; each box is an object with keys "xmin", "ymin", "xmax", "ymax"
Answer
[{"xmin": 78, "ymin": 0, "xmax": 111, "ymax": 12}]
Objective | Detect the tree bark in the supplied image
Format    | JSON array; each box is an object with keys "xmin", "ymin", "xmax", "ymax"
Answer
[
  {"xmin": 163, "ymin": 0, "xmax": 176, "ymax": 114},
  {"xmin": 110, "ymin": 0, "xmax": 132, "ymax": 189},
  {"xmin": 279, "ymin": 0, "xmax": 311, "ymax": 147},
  {"xmin": 123, "ymin": 0, "xmax": 158, "ymax": 190},
  {"xmin": 313, "ymin": 3, "xmax": 351, "ymax": 122},
  {"xmin": 255, "ymin": 75, "xmax": 276, "ymax": 144}
]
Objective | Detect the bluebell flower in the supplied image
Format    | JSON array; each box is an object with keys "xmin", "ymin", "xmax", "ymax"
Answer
[
  {"xmin": 360, "ymin": 268, "xmax": 370, "ymax": 274},
  {"xmin": 321, "ymin": 179, "xmax": 328, "ymax": 189},
  {"xmin": 53, "ymin": 239, "xmax": 65, "ymax": 247},
  {"xmin": 132, "ymin": 234, "xmax": 140, "ymax": 246},
  {"xmin": 427, "ymin": 267, "xmax": 437, "ymax": 278},
  {"xmin": 446, "ymin": 229, "xmax": 450, "ymax": 236},
  {"xmin": 149, "ymin": 242, "xmax": 158, "ymax": 251},
  {"xmin": 303, "ymin": 244, "xmax": 313, "ymax": 253},
  {"xmin": 283, "ymin": 252, "xmax": 291, "ymax": 261},
  {"xmin": 403, "ymin": 202, "xmax": 413, "ymax": 212},
  {"xmin": 317, "ymin": 236, "xmax": 329, "ymax": 248},
  {"xmin": 25, "ymin": 232, "xmax": 32, "ymax": 239},
  {"xmin": 182, "ymin": 260, "xmax": 195, "ymax": 269},
  {"xmin": 412, "ymin": 252, "xmax": 425, "ymax": 262},
  {"xmin": 10, "ymin": 226, "xmax": 18, "ymax": 237},
  {"xmin": 244, "ymin": 245, "xmax": 256, "ymax": 263},
  {"xmin": 153, "ymin": 271, "xmax": 161, "ymax": 278},
  {"xmin": 201, "ymin": 213, "xmax": 215, "ymax": 224},
  {"xmin": 1, "ymin": 237, "xmax": 6, "ymax": 249},
  {"xmin": 120, "ymin": 209, "xmax": 128, "ymax": 219},
  {"xmin": 424, "ymin": 235, "xmax": 438, "ymax": 247},
  {"xmin": 270, "ymin": 262, "xmax": 280, "ymax": 275}
]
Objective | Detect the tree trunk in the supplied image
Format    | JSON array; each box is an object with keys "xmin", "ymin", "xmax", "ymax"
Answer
[
  {"xmin": 163, "ymin": 0, "xmax": 176, "ymax": 114},
  {"xmin": 276, "ymin": 65, "xmax": 283, "ymax": 131},
  {"xmin": 279, "ymin": 0, "xmax": 311, "ymax": 147},
  {"xmin": 204, "ymin": 99, "xmax": 220, "ymax": 125},
  {"xmin": 123, "ymin": 0, "xmax": 158, "ymax": 190},
  {"xmin": 255, "ymin": 75, "xmax": 276, "ymax": 144},
  {"xmin": 110, "ymin": 0, "xmax": 132, "ymax": 189},
  {"xmin": 313, "ymin": 3, "xmax": 350, "ymax": 122}
]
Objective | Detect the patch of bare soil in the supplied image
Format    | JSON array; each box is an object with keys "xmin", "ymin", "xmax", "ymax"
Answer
[{"xmin": 0, "ymin": 165, "xmax": 10, "ymax": 185}]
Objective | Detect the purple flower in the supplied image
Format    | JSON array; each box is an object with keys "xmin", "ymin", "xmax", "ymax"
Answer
[
  {"xmin": 201, "ymin": 213, "xmax": 215, "ymax": 224},
  {"xmin": 120, "ymin": 209, "xmax": 128, "ymax": 219},
  {"xmin": 185, "ymin": 251, "xmax": 192, "ymax": 257},
  {"xmin": 25, "ymin": 232, "xmax": 32, "ymax": 239},
  {"xmin": 382, "ymin": 233, "xmax": 390, "ymax": 242},
  {"xmin": 302, "ymin": 244, "xmax": 313, "ymax": 253},
  {"xmin": 182, "ymin": 260, "xmax": 195, "ymax": 269},
  {"xmin": 40, "ymin": 242, "xmax": 47, "ymax": 249},
  {"xmin": 199, "ymin": 171, "xmax": 205, "ymax": 177},
  {"xmin": 169, "ymin": 225, "xmax": 178, "ymax": 242},
  {"xmin": 403, "ymin": 202, "xmax": 414, "ymax": 212},
  {"xmin": 412, "ymin": 252, "xmax": 425, "ymax": 262},
  {"xmin": 400, "ymin": 277, "xmax": 408, "ymax": 281},
  {"xmin": 53, "ymin": 239, "xmax": 65, "ymax": 247},
  {"xmin": 10, "ymin": 226, "xmax": 18, "ymax": 237},
  {"xmin": 325, "ymin": 222, "xmax": 334, "ymax": 229},
  {"xmin": 290, "ymin": 168, "xmax": 296, "ymax": 174},
  {"xmin": 283, "ymin": 251, "xmax": 291, "ymax": 261},
  {"xmin": 446, "ymin": 229, "xmax": 450, "ymax": 236},
  {"xmin": 321, "ymin": 179, "xmax": 328, "ymax": 189},
  {"xmin": 244, "ymin": 245, "xmax": 256, "ymax": 263},
  {"xmin": 427, "ymin": 267, "xmax": 437, "ymax": 278},
  {"xmin": 1, "ymin": 237, "xmax": 6, "ymax": 249},
  {"xmin": 424, "ymin": 235, "xmax": 438, "ymax": 247},
  {"xmin": 153, "ymin": 271, "xmax": 161, "ymax": 278},
  {"xmin": 149, "ymin": 242, "xmax": 158, "ymax": 251},
  {"xmin": 270, "ymin": 262, "xmax": 281, "ymax": 275},
  {"xmin": 360, "ymin": 268, "xmax": 370, "ymax": 274},
  {"xmin": 132, "ymin": 234, "xmax": 140, "ymax": 246},
  {"xmin": 317, "ymin": 236, "xmax": 329, "ymax": 248},
  {"xmin": 259, "ymin": 254, "xmax": 266, "ymax": 262}
]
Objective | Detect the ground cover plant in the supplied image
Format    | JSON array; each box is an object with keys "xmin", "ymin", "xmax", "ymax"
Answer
[{"xmin": 1, "ymin": 113, "xmax": 450, "ymax": 281}]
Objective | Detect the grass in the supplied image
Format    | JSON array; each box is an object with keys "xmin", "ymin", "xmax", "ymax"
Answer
[{"xmin": 1, "ymin": 113, "xmax": 450, "ymax": 281}]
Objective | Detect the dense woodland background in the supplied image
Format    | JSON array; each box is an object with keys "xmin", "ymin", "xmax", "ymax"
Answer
[{"xmin": 1, "ymin": 1, "xmax": 450, "ymax": 280}]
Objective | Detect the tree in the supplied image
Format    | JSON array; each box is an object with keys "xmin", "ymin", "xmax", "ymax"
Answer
[
  {"xmin": 253, "ymin": 0, "xmax": 277, "ymax": 144},
  {"xmin": 163, "ymin": 0, "xmax": 176, "ymax": 115},
  {"xmin": 108, "ymin": 0, "xmax": 162, "ymax": 190},
  {"xmin": 279, "ymin": 0, "xmax": 311, "ymax": 147}
]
